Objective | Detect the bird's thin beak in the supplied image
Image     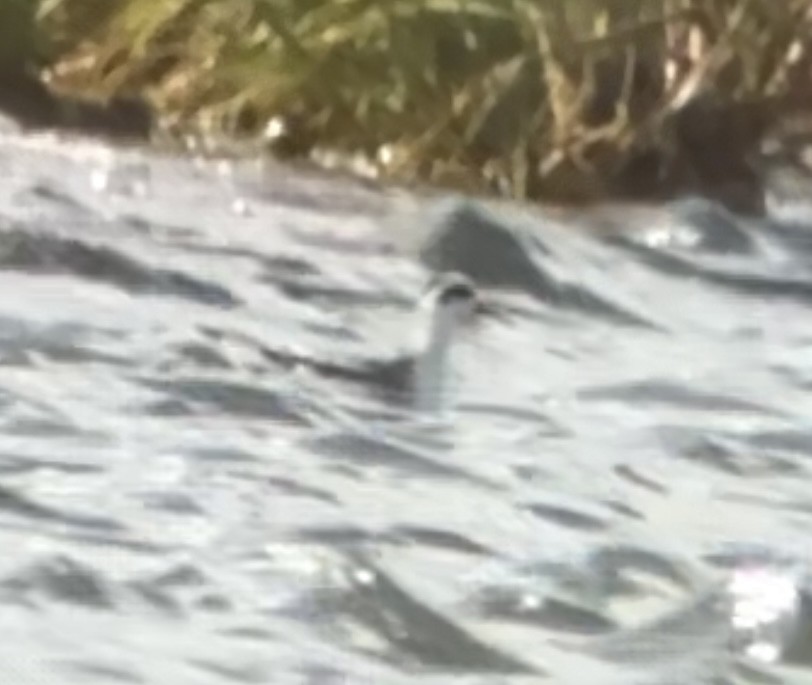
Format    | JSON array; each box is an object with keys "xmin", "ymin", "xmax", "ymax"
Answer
[
  {"xmin": 475, "ymin": 298, "xmax": 496, "ymax": 317},
  {"xmin": 475, "ymin": 291, "xmax": 507, "ymax": 319}
]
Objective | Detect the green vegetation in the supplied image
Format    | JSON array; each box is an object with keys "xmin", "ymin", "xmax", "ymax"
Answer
[
  {"xmin": 15, "ymin": 1, "xmax": 812, "ymax": 206},
  {"xmin": 0, "ymin": 0, "xmax": 39, "ymax": 73}
]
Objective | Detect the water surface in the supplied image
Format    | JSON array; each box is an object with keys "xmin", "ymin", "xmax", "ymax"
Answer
[{"xmin": 0, "ymin": 123, "xmax": 811, "ymax": 684}]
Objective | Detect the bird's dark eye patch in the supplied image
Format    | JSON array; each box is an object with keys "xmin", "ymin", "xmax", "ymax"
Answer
[{"xmin": 437, "ymin": 282, "xmax": 476, "ymax": 304}]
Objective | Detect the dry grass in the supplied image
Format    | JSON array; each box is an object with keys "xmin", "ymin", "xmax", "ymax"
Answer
[{"xmin": 27, "ymin": 0, "xmax": 812, "ymax": 205}]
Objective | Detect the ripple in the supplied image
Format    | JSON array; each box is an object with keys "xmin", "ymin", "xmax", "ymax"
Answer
[
  {"xmin": 0, "ymin": 227, "xmax": 237, "ymax": 306},
  {"xmin": 314, "ymin": 555, "xmax": 538, "ymax": 673},
  {"xmin": 136, "ymin": 377, "xmax": 310, "ymax": 422},
  {"xmin": 1, "ymin": 556, "xmax": 114, "ymax": 609}
]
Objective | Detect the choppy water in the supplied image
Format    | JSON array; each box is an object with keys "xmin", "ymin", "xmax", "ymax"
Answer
[{"xmin": 1, "ymin": 121, "xmax": 812, "ymax": 685}]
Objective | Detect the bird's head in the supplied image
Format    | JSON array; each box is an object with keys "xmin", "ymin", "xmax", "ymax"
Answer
[{"xmin": 420, "ymin": 272, "xmax": 479, "ymax": 331}]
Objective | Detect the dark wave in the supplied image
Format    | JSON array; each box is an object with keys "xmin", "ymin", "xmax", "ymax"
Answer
[{"xmin": 0, "ymin": 226, "xmax": 237, "ymax": 306}]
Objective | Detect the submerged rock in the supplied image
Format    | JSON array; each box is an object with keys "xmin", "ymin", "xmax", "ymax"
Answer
[{"xmin": 416, "ymin": 198, "xmax": 655, "ymax": 327}]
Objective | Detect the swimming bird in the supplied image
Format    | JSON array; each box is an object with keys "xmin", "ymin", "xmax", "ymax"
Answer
[
  {"xmin": 258, "ymin": 271, "xmax": 479, "ymax": 409},
  {"xmin": 407, "ymin": 272, "xmax": 479, "ymax": 408}
]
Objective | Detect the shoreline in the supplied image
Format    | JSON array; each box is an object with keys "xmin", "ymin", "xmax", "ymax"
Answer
[{"xmin": 3, "ymin": 0, "xmax": 812, "ymax": 216}]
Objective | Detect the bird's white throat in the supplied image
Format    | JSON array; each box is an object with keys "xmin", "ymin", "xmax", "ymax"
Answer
[{"xmin": 411, "ymin": 295, "xmax": 471, "ymax": 410}]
